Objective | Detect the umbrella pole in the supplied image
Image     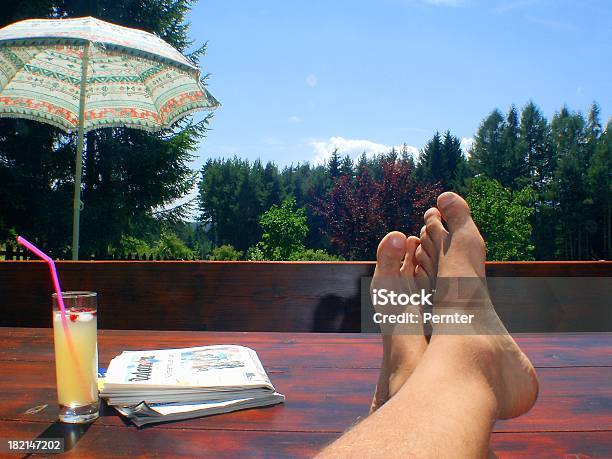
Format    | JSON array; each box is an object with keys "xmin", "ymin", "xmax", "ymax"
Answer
[{"xmin": 71, "ymin": 42, "xmax": 90, "ymax": 260}]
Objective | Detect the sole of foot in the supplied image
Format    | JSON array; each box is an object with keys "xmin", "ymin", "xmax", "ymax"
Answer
[
  {"xmin": 370, "ymin": 231, "xmax": 430, "ymax": 412},
  {"xmin": 421, "ymin": 192, "xmax": 539, "ymax": 420}
]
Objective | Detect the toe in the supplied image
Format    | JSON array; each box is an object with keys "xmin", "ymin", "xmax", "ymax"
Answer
[
  {"xmin": 374, "ymin": 231, "xmax": 407, "ymax": 278},
  {"xmin": 437, "ymin": 192, "xmax": 471, "ymax": 231},
  {"xmin": 419, "ymin": 226, "xmax": 437, "ymax": 261},
  {"xmin": 415, "ymin": 245, "xmax": 434, "ymax": 278},
  {"xmin": 400, "ymin": 236, "xmax": 420, "ymax": 277},
  {"xmin": 424, "ymin": 207, "xmax": 448, "ymax": 241}
]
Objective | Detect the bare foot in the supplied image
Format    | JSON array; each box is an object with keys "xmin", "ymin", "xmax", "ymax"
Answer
[
  {"xmin": 420, "ymin": 192, "xmax": 539, "ymax": 420},
  {"xmin": 369, "ymin": 231, "xmax": 431, "ymax": 413}
]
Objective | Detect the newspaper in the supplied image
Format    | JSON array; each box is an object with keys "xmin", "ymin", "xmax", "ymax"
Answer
[{"xmin": 100, "ymin": 345, "xmax": 285, "ymax": 426}]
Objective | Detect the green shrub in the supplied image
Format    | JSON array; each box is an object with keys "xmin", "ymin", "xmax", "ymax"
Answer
[
  {"xmin": 208, "ymin": 244, "xmax": 243, "ymax": 261},
  {"xmin": 288, "ymin": 248, "xmax": 344, "ymax": 261},
  {"xmin": 109, "ymin": 235, "xmax": 153, "ymax": 257},
  {"xmin": 154, "ymin": 229, "xmax": 196, "ymax": 260}
]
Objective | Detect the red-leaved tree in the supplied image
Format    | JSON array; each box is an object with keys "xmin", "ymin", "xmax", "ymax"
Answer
[{"xmin": 313, "ymin": 159, "xmax": 442, "ymax": 260}]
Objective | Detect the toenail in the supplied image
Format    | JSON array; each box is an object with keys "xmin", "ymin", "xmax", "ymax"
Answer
[
  {"xmin": 391, "ymin": 235, "xmax": 405, "ymax": 248},
  {"xmin": 438, "ymin": 193, "xmax": 457, "ymax": 210}
]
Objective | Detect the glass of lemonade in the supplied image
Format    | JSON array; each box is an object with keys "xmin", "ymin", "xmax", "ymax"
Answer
[{"xmin": 52, "ymin": 291, "xmax": 99, "ymax": 423}]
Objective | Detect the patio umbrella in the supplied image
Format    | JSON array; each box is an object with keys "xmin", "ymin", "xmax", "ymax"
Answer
[{"xmin": 0, "ymin": 16, "xmax": 219, "ymax": 259}]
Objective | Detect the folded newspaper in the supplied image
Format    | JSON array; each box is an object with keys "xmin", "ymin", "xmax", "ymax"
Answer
[{"xmin": 99, "ymin": 345, "xmax": 285, "ymax": 426}]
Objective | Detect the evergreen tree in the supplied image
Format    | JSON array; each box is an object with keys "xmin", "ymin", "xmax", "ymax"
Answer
[
  {"xmin": 470, "ymin": 109, "xmax": 506, "ymax": 183},
  {"xmin": 500, "ymin": 105, "xmax": 526, "ymax": 188},
  {"xmin": 263, "ymin": 161, "xmax": 282, "ymax": 209},
  {"xmin": 586, "ymin": 120, "xmax": 611, "ymax": 259},
  {"xmin": 340, "ymin": 155, "xmax": 354, "ymax": 177},
  {"xmin": 518, "ymin": 101, "xmax": 552, "ymax": 191},
  {"xmin": 550, "ymin": 107, "xmax": 589, "ymax": 259},
  {"xmin": 518, "ymin": 102, "xmax": 555, "ymax": 259},
  {"xmin": 441, "ymin": 130, "xmax": 467, "ymax": 190},
  {"xmin": 416, "ymin": 131, "xmax": 465, "ymax": 190},
  {"xmin": 400, "ymin": 143, "xmax": 415, "ymax": 166},
  {"xmin": 328, "ymin": 148, "xmax": 341, "ymax": 180},
  {"xmin": 416, "ymin": 131, "xmax": 445, "ymax": 184},
  {"xmin": 356, "ymin": 152, "xmax": 369, "ymax": 177}
]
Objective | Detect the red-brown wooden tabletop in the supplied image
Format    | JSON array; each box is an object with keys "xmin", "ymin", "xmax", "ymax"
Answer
[{"xmin": 0, "ymin": 328, "xmax": 611, "ymax": 458}]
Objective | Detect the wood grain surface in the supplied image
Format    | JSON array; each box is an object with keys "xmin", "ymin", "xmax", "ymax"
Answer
[
  {"xmin": 1, "ymin": 261, "xmax": 610, "ymax": 332},
  {"xmin": 0, "ymin": 328, "xmax": 610, "ymax": 457}
]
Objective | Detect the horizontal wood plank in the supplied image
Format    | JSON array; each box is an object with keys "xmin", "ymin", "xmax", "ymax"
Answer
[
  {"xmin": 0, "ymin": 423, "xmax": 610, "ymax": 458},
  {"xmin": 1, "ymin": 361, "xmax": 610, "ymax": 433},
  {"xmin": 1, "ymin": 329, "xmax": 611, "ymax": 369},
  {"xmin": 1, "ymin": 261, "xmax": 610, "ymax": 332}
]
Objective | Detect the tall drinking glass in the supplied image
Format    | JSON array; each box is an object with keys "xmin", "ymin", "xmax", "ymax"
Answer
[{"xmin": 52, "ymin": 291, "xmax": 99, "ymax": 423}]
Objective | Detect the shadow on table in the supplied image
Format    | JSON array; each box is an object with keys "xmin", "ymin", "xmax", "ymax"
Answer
[
  {"xmin": 31, "ymin": 401, "xmax": 125, "ymax": 451},
  {"xmin": 33, "ymin": 421, "xmax": 91, "ymax": 452},
  {"xmin": 99, "ymin": 399, "xmax": 133, "ymax": 427}
]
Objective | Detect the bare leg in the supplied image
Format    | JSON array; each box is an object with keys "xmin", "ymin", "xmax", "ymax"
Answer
[
  {"xmin": 370, "ymin": 231, "xmax": 431, "ymax": 412},
  {"xmin": 318, "ymin": 193, "xmax": 538, "ymax": 458}
]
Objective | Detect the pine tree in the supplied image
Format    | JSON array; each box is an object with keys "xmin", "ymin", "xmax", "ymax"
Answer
[
  {"xmin": 340, "ymin": 155, "xmax": 354, "ymax": 177},
  {"xmin": 470, "ymin": 109, "xmax": 506, "ymax": 182},
  {"xmin": 518, "ymin": 101, "xmax": 555, "ymax": 259},
  {"xmin": 518, "ymin": 101, "xmax": 552, "ymax": 191},
  {"xmin": 500, "ymin": 105, "xmax": 526, "ymax": 189},
  {"xmin": 416, "ymin": 131, "xmax": 445, "ymax": 184},
  {"xmin": 416, "ymin": 131, "xmax": 465, "ymax": 190},
  {"xmin": 356, "ymin": 152, "xmax": 369, "ymax": 177},
  {"xmin": 400, "ymin": 143, "xmax": 415, "ymax": 167},
  {"xmin": 587, "ymin": 120, "xmax": 611, "ymax": 258},
  {"xmin": 328, "ymin": 148, "xmax": 341, "ymax": 180},
  {"xmin": 441, "ymin": 130, "xmax": 466, "ymax": 190},
  {"xmin": 551, "ymin": 107, "xmax": 589, "ymax": 259}
]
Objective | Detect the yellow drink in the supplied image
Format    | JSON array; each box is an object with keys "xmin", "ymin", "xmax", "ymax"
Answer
[{"xmin": 52, "ymin": 292, "xmax": 99, "ymax": 423}]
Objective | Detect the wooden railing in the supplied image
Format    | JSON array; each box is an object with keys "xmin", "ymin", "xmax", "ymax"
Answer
[
  {"xmin": 0, "ymin": 245, "xmax": 187, "ymax": 261},
  {"xmin": 0, "ymin": 261, "xmax": 609, "ymax": 332}
]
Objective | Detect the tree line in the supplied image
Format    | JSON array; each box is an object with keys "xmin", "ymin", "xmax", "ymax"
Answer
[{"xmin": 197, "ymin": 101, "xmax": 610, "ymax": 261}]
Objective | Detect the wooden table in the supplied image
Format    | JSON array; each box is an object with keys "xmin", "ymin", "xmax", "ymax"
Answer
[{"xmin": 1, "ymin": 328, "xmax": 611, "ymax": 457}]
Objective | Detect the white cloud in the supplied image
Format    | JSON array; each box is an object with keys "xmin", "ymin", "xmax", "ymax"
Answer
[
  {"xmin": 311, "ymin": 136, "xmax": 419, "ymax": 165},
  {"xmin": 288, "ymin": 115, "xmax": 302, "ymax": 123},
  {"xmin": 306, "ymin": 74, "xmax": 318, "ymax": 87},
  {"xmin": 460, "ymin": 137, "xmax": 475, "ymax": 155}
]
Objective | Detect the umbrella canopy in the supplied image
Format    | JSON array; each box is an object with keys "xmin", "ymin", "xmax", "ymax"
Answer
[
  {"xmin": 0, "ymin": 16, "xmax": 218, "ymax": 132},
  {"xmin": 0, "ymin": 17, "xmax": 219, "ymax": 258}
]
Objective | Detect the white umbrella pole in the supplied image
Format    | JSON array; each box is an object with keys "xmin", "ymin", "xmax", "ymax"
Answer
[{"xmin": 71, "ymin": 42, "xmax": 90, "ymax": 260}]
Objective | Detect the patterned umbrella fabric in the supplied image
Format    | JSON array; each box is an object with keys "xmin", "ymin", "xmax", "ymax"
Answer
[{"xmin": 0, "ymin": 16, "xmax": 219, "ymax": 132}]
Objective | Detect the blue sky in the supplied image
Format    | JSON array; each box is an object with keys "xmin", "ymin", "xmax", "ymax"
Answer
[{"xmin": 184, "ymin": 0, "xmax": 611, "ymax": 177}]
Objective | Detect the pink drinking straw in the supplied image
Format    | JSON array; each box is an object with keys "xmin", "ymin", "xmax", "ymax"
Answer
[
  {"xmin": 16, "ymin": 236, "xmax": 69, "ymax": 320},
  {"xmin": 16, "ymin": 236, "xmax": 89, "ymax": 399}
]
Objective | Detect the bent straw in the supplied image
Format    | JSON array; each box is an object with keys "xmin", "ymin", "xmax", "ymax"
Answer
[
  {"xmin": 16, "ymin": 237, "xmax": 68, "ymax": 317},
  {"xmin": 16, "ymin": 236, "xmax": 90, "ymax": 400}
]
